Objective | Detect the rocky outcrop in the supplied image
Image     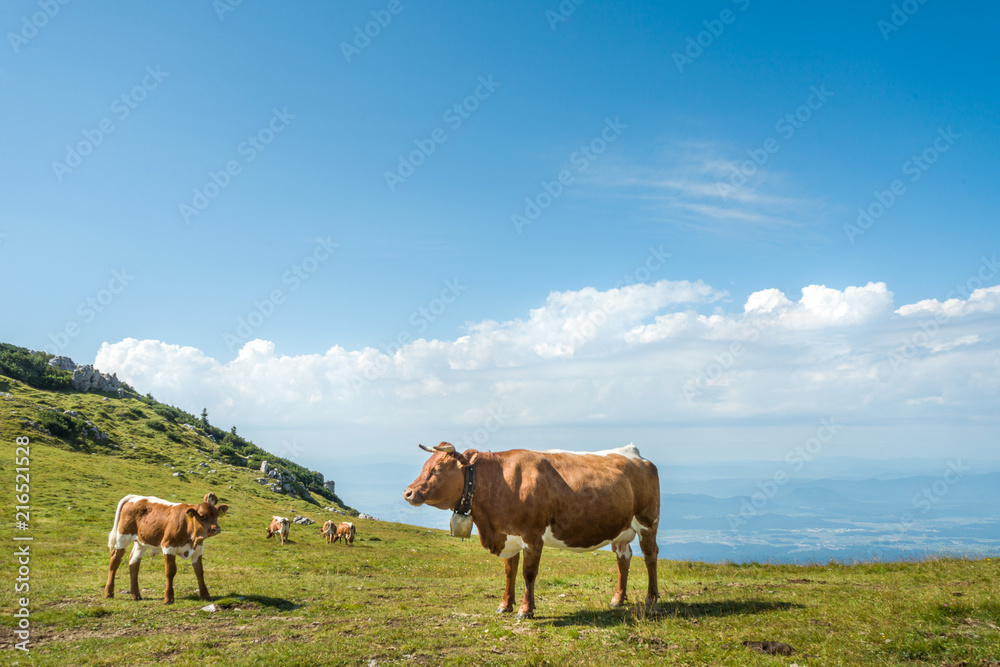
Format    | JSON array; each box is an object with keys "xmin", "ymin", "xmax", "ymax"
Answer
[
  {"xmin": 71, "ymin": 365, "xmax": 123, "ymax": 394},
  {"xmin": 324, "ymin": 480, "xmax": 336, "ymax": 494},
  {"xmin": 47, "ymin": 356, "xmax": 123, "ymax": 394},
  {"xmin": 47, "ymin": 356, "xmax": 76, "ymax": 371}
]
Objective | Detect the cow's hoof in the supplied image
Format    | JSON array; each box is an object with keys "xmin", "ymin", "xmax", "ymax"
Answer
[
  {"xmin": 515, "ymin": 610, "xmax": 534, "ymax": 620},
  {"xmin": 164, "ymin": 598, "xmax": 174, "ymax": 605},
  {"xmin": 495, "ymin": 606, "xmax": 513, "ymax": 615},
  {"xmin": 105, "ymin": 591, "xmax": 114, "ymax": 599},
  {"xmin": 131, "ymin": 594, "xmax": 142, "ymax": 601},
  {"xmin": 610, "ymin": 600, "xmax": 624, "ymax": 608}
]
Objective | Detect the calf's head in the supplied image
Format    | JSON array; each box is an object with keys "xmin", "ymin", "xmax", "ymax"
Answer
[
  {"xmin": 186, "ymin": 501, "xmax": 229, "ymax": 541},
  {"xmin": 403, "ymin": 442, "xmax": 476, "ymax": 510}
]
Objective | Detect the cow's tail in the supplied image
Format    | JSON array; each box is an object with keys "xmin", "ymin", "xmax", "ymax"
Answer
[
  {"xmin": 349, "ymin": 523, "xmax": 356, "ymax": 543},
  {"xmin": 107, "ymin": 494, "xmax": 136, "ymax": 551}
]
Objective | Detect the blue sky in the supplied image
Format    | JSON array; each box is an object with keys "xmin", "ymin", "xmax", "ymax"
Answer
[{"xmin": 2, "ymin": 1, "xmax": 998, "ymax": 473}]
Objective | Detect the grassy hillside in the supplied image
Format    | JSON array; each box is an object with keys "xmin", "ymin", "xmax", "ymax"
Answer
[{"xmin": 1, "ymin": 369, "xmax": 999, "ymax": 665}]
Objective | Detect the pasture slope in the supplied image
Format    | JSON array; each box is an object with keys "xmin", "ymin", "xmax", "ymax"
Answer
[{"xmin": 1, "ymin": 371, "xmax": 999, "ymax": 665}]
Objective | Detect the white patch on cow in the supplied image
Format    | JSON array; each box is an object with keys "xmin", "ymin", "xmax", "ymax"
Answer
[
  {"xmin": 115, "ymin": 532, "xmax": 139, "ymax": 550},
  {"xmin": 544, "ymin": 443, "xmax": 644, "ymax": 461},
  {"xmin": 498, "ymin": 535, "xmax": 526, "ymax": 559},
  {"xmin": 128, "ymin": 543, "xmax": 146, "ymax": 565},
  {"xmin": 162, "ymin": 543, "xmax": 202, "ymax": 562},
  {"xmin": 612, "ymin": 541, "xmax": 633, "ymax": 560}
]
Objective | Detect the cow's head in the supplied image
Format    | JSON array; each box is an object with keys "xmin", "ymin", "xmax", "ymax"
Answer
[
  {"xmin": 185, "ymin": 501, "xmax": 229, "ymax": 541},
  {"xmin": 403, "ymin": 442, "xmax": 477, "ymax": 510}
]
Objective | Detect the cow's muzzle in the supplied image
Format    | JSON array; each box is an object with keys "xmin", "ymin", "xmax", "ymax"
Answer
[{"xmin": 403, "ymin": 487, "xmax": 423, "ymax": 506}]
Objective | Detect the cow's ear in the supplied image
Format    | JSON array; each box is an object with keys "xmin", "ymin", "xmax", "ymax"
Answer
[
  {"xmin": 185, "ymin": 507, "xmax": 199, "ymax": 519},
  {"xmin": 456, "ymin": 450, "xmax": 478, "ymax": 468},
  {"xmin": 216, "ymin": 504, "xmax": 230, "ymax": 516}
]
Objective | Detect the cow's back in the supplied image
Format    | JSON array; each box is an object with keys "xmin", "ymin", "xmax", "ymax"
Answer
[
  {"xmin": 488, "ymin": 446, "xmax": 659, "ymax": 551},
  {"xmin": 112, "ymin": 495, "xmax": 182, "ymax": 549}
]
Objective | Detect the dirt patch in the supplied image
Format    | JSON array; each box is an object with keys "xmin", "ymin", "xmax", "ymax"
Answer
[{"xmin": 743, "ymin": 640, "xmax": 795, "ymax": 656}]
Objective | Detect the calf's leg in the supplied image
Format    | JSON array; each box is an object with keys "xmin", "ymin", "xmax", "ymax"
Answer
[
  {"xmin": 105, "ymin": 547, "xmax": 126, "ymax": 598},
  {"xmin": 163, "ymin": 554, "xmax": 177, "ymax": 604},
  {"xmin": 192, "ymin": 556, "xmax": 211, "ymax": 601},
  {"xmin": 128, "ymin": 543, "xmax": 146, "ymax": 600}
]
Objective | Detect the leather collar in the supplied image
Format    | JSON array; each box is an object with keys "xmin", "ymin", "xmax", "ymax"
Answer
[{"xmin": 455, "ymin": 462, "xmax": 476, "ymax": 515}]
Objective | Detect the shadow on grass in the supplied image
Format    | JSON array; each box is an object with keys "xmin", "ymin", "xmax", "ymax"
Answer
[
  {"xmin": 545, "ymin": 599, "xmax": 803, "ymax": 627},
  {"xmin": 213, "ymin": 592, "xmax": 302, "ymax": 611}
]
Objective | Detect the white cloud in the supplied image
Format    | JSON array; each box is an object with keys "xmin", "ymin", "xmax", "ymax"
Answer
[
  {"xmin": 896, "ymin": 285, "xmax": 1000, "ymax": 319},
  {"xmin": 95, "ymin": 280, "xmax": 1000, "ymax": 460}
]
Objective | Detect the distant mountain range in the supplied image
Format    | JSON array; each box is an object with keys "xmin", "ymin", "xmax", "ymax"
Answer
[{"xmin": 334, "ymin": 459, "xmax": 1000, "ymax": 564}]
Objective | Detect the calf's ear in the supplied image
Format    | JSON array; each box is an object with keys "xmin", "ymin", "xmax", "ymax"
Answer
[
  {"xmin": 186, "ymin": 507, "xmax": 200, "ymax": 519},
  {"xmin": 216, "ymin": 504, "xmax": 230, "ymax": 516}
]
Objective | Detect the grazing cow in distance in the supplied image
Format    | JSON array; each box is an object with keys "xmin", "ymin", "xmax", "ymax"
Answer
[
  {"xmin": 321, "ymin": 520, "xmax": 335, "ymax": 544},
  {"xmin": 404, "ymin": 442, "xmax": 660, "ymax": 619},
  {"xmin": 105, "ymin": 493, "xmax": 229, "ymax": 604},
  {"xmin": 331, "ymin": 522, "xmax": 355, "ymax": 546},
  {"xmin": 266, "ymin": 516, "xmax": 290, "ymax": 545}
]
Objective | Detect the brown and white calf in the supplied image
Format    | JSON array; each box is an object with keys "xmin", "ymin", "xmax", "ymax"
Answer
[
  {"xmin": 105, "ymin": 492, "xmax": 229, "ymax": 604},
  {"xmin": 321, "ymin": 520, "xmax": 335, "ymax": 544},
  {"xmin": 331, "ymin": 522, "xmax": 355, "ymax": 546},
  {"xmin": 266, "ymin": 516, "xmax": 290, "ymax": 545},
  {"xmin": 404, "ymin": 442, "xmax": 660, "ymax": 619}
]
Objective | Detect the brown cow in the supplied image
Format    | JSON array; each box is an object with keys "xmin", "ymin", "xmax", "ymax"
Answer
[
  {"xmin": 331, "ymin": 522, "xmax": 355, "ymax": 546},
  {"xmin": 266, "ymin": 516, "xmax": 290, "ymax": 545},
  {"xmin": 321, "ymin": 520, "xmax": 335, "ymax": 544},
  {"xmin": 105, "ymin": 493, "xmax": 229, "ymax": 604},
  {"xmin": 404, "ymin": 442, "xmax": 660, "ymax": 619}
]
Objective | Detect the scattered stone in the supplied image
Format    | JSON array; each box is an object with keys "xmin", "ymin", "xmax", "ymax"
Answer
[
  {"xmin": 293, "ymin": 516, "xmax": 315, "ymax": 525},
  {"xmin": 260, "ymin": 460, "xmax": 271, "ymax": 474},
  {"xmin": 743, "ymin": 641, "xmax": 795, "ymax": 656},
  {"xmin": 173, "ymin": 472, "xmax": 184, "ymax": 477},
  {"xmin": 358, "ymin": 513, "xmax": 380, "ymax": 521},
  {"xmin": 201, "ymin": 603, "xmax": 218, "ymax": 613},
  {"xmin": 182, "ymin": 424, "xmax": 195, "ymax": 430}
]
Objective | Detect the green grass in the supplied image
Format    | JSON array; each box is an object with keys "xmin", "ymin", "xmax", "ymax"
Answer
[{"xmin": 1, "ymin": 377, "xmax": 999, "ymax": 665}]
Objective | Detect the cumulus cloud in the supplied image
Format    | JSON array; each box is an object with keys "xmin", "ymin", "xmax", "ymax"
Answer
[{"xmin": 95, "ymin": 279, "xmax": 1000, "ymax": 456}]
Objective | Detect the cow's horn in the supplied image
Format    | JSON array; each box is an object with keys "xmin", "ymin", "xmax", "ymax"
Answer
[
  {"xmin": 418, "ymin": 444, "xmax": 434, "ymax": 453},
  {"xmin": 434, "ymin": 443, "xmax": 455, "ymax": 453}
]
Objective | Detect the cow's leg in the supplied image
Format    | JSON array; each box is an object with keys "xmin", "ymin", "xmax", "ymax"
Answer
[
  {"xmin": 128, "ymin": 543, "xmax": 145, "ymax": 600},
  {"xmin": 163, "ymin": 554, "xmax": 177, "ymax": 604},
  {"xmin": 192, "ymin": 555, "xmax": 211, "ymax": 601},
  {"xmin": 638, "ymin": 524, "xmax": 660, "ymax": 606},
  {"xmin": 610, "ymin": 540, "xmax": 632, "ymax": 607},
  {"xmin": 518, "ymin": 540, "xmax": 543, "ymax": 619},
  {"xmin": 105, "ymin": 547, "xmax": 126, "ymax": 598},
  {"xmin": 497, "ymin": 552, "xmax": 519, "ymax": 614}
]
